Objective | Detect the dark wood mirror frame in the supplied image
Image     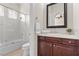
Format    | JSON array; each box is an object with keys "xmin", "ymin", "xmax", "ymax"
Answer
[{"xmin": 46, "ymin": 3, "xmax": 67, "ymax": 28}]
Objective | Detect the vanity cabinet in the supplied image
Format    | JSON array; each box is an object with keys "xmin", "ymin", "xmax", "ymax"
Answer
[
  {"xmin": 76, "ymin": 40, "xmax": 79, "ymax": 55},
  {"xmin": 53, "ymin": 44, "xmax": 75, "ymax": 56},
  {"xmin": 38, "ymin": 36, "xmax": 77, "ymax": 56},
  {"xmin": 38, "ymin": 40, "xmax": 46, "ymax": 56},
  {"xmin": 38, "ymin": 36, "xmax": 52, "ymax": 56}
]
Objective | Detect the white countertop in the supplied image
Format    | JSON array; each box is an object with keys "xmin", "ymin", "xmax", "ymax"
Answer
[{"xmin": 38, "ymin": 33, "xmax": 79, "ymax": 40}]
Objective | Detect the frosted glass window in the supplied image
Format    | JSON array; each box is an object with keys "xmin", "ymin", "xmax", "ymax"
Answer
[
  {"xmin": 8, "ymin": 9, "xmax": 17, "ymax": 19},
  {"xmin": 0, "ymin": 5, "xmax": 4, "ymax": 16},
  {"xmin": 20, "ymin": 14, "xmax": 26, "ymax": 22}
]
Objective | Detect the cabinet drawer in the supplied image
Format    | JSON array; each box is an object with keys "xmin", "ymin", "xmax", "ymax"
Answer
[
  {"xmin": 46, "ymin": 37, "xmax": 62, "ymax": 43},
  {"xmin": 76, "ymin": 40, "xmax": 79, "ymax": 46},
  {"xmin": 62, "ymin": 39, "xmax": 76, "ymax": 45},
  {"xmin": 38, "ymin": 36, "xmax": 46, "ymax": 40}
]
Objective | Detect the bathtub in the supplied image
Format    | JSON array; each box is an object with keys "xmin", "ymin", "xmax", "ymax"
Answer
[
  {"xmin": 0, "ymin": 39, "xmax": 25, "ymax": 56},
  {"xmin": 22, "ymin": 43, "xmax": 30, "ymax": 56}
]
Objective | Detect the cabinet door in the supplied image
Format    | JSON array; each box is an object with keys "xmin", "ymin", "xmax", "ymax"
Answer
[
  {"xmin": 45, "ymin": 42, "xmax": 52, "ymax": 56},
  {"xmin": 61, "ymin": 45, "xmax": 75, "ymax": 56},
  {"xmin": 53, "ymin": 44, "xmax": 75, "ymax": 56},
  {"xmin": 75, "ymin": 45, "xmax": 79, "ymax": 56},
  {"xmin": 38, "ymin": 40, "xmax": 46, "ymax": 56},
  {"xmin": 76, "ymin": 40, "xmax": 79, "ymax": 55},
  {"xmin": 38, "ymin": 40, "xmax": 52, "ymax": 56},
  {"xmin": 53, "ymin": 44, "xmax": 62, "ymax": 56}
]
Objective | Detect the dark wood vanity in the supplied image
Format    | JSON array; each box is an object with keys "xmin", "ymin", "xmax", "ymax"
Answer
[{"xmin": 38, "ymin": 36, "xmax": 79, "ymax": 56}]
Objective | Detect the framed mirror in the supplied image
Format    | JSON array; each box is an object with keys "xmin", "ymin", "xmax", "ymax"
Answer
[{"xmin": 47, "ymin": 3, "xmax": 67, "ymax": 28}]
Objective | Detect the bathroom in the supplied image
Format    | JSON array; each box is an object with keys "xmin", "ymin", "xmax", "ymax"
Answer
[{"xmin": 0, "ymin": 2, "xmax": 79, "ymax": 56}]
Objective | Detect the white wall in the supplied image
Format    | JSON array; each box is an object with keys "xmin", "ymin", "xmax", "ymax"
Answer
[
  {"xmin": 29, "ymin": 4, "xmax": 47, "ymax": 56},
  {"xmin": 0, "ymin": 3, "xmax": 20, "ymax": 11},
  {"xmin": 29, "ymin": 3, "xmax": 37, "ymax": 56},
  {"xmin": 32, "ymin": 3, "xmax": 73, "ymax": 33},
  {"xmin": 42, "ymin": 3, "xmax": 73, "ymax": 34},
  {"xmin": 73, "ymin": 3, "xmax": 79, "ymax": 36},
  {"xmin": 20, "ymin": 3, "xmax": 30, "ymax": 14},
  {"xmin": 31, "ymin": 3, "xmax": 73, "ymax": 35}
]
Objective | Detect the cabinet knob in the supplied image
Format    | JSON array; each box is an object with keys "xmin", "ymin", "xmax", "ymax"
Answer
[
  {"xmin": 49, "ymin": 44, "xmax": 52, "ymax": 47},
  {"xmin": 68, "ymin": 41, "xmax": 72, "ymax": 43},
  {"xmin": 53, "ymin": 44, "xmax": 56, "ymax": 47}
]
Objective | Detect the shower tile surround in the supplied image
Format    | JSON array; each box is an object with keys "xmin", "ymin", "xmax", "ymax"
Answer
[
  {"xmin": 0, "ymin": 3, "xmax": 30, "ymax": 56},
  {"xmin": 0, "ymin": 3, "xmax": 30, "ymax": 44},
  {"xmin": 0, "ymin": 4, "xmax": 22, "ymax": 44}
]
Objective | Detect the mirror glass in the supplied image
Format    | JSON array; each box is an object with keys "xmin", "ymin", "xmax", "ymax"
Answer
[{"xmin": 47, "ymin": 3, "xmax": 67, "ymax": 28}]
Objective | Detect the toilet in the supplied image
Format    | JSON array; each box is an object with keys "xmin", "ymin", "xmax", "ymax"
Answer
[{"xmin": 22, "ymin": 43, "xmax": 30, "ymax": 56}]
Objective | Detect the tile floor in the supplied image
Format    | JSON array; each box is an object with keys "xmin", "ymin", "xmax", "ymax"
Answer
[{"xmin": 4, "ymin": 48, "xmax": 23, "ymax": 56}]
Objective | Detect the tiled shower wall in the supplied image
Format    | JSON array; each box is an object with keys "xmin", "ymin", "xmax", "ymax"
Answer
[
  {"xmin": 0, "ymin": 4, "xmax": 22, "ymax": 44},
  {"xmin": 0, "ymin": 3, "xmax": 30, "ymax": 44}
]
